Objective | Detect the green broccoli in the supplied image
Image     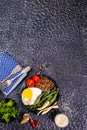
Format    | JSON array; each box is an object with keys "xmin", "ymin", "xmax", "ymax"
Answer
[
  {"xmin": 0, "ymin": 99, "xmax": 6, "ymax": 107},
  {"xmin": 6, "ymin": 100, "xmax": 14, "ymax": 107},
  {"xmin": 0, "ymin": 99, "xmax": 18, "ymax": 123},
  {"xmin": 11, "ymin": 107, "xmax": 18, "ymax": 118},
  {"xmin": 1, "ymin": 113, "xmax": 11, "ymax": 123}
]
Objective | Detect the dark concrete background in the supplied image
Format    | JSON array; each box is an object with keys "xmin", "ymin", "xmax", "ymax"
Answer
[{"xmin": 0, "ymin": 0, "xmax": 87, "ymax": 130}]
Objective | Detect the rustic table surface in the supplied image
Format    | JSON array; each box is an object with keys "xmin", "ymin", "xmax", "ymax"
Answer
[{"xmin": 0, "ymin": 0, "xmax": 87, "ymax": 130}]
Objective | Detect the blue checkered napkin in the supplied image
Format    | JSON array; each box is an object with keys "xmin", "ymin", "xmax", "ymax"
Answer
[{"xmin": 0, "ymin": 52, "xmax": 27, "ymax": 95}]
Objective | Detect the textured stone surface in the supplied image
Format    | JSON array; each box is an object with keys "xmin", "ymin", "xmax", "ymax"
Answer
[{"xmin": 0, "ymin": 0, "xmax": 87, "ymax": 130}]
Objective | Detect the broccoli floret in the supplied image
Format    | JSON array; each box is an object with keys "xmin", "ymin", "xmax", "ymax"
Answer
[
  {"xmin": 1, "ymin": 113, "xmax": 11, "ymax": 123},
  {"xmin": 0, "ymin": 107, "xmax": 12, "ymax": 114},
  {"xmin": 0, "ymin": 99, "xmax": 18, "ymax": 123},
  {"xmin": 0, "ymin": 99, "xmax": 6, "ymax": 107},
  {"xmin": 0, "ymin": 102, "xmax": 2, "ymax": 107},
  {"xmin": 6, "ymin": 100, "xmax": 14, "ymax": 107},
  {"xmin": 1, "ymin": 99, "xmax": 6, "ymax": 104},
  {"xmin": 12, "ymin": 107, "xmax": 18, "ymax": 118}
]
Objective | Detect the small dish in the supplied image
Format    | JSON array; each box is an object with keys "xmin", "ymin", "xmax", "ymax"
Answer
[
  {"xmin": 0, "ymin": 98, "xmax": 18, "ymax": 123},
  {"xmin": 21, "ymin": 75, "xmax": 59, "ymax": 114}
]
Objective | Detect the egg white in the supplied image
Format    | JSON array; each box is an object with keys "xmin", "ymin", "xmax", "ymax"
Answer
[{"xmin": 22, "ymin": 87, "xmax": 42, "ymax": 105}]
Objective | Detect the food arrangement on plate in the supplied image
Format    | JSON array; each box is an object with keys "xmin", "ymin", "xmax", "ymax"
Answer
[
  {"xmin": 0, "ymin": 52, "xmax": 69, "ymax": 128},
  {"xmin": 21, "ymin": 75, "xmax": 59, "ymax": 115},
  {"xmin": 0, "ymin": 99, "xmax": 18, "ymax": 123}
]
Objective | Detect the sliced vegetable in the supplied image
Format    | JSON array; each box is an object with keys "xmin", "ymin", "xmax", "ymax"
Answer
[
  {"xmin": 37, "ymin": 101, "xmax": 58, "ymax": 115},
  {"xmin": 42, "ymin": 104, "xmax": 58, "ymax": 115},
  {"xmin": 37, "ymin": 101, "xmax": 50, "ymax": 110}
]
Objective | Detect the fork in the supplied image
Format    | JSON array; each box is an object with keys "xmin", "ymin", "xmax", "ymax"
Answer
[
  {"xmin": 0, "ymin": 66, "xmax": 31, "ymax": 89},
  {"xmin": 1, "ymin": 65, "xmax": 22, "ymax": 84}
]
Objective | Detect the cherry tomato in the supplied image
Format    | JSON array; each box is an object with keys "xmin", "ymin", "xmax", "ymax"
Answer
[
  {"xmin": 32, "ymin": 75, "xmax": 41, "ymax": 83},
  {"xmin": 25, "ymin": 78, "xmax": 35, "ymax": 87}
]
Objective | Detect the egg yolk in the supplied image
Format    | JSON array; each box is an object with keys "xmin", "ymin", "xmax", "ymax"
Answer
[{"xmin": 22, "ymin": 88, "xmax": 33, "ymax": 100}]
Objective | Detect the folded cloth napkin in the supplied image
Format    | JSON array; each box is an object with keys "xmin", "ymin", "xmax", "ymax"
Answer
[{"xmin": 0, "ymin": 52, "xmax": 27, "ymax": 95}]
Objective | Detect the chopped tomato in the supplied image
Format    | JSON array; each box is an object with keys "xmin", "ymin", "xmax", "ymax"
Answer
[
  {"xmin": 32, "ymin": 75, "xmax": 41, "ymax": 83},
  {"xmin": 25, "ymin": 78, "xmax": 35, "ymax": 87}
]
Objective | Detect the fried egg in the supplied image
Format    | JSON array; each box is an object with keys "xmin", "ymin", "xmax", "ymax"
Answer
[{"xmin": 22, "ymin": 87, "xmax": 42, "ymax": 105}]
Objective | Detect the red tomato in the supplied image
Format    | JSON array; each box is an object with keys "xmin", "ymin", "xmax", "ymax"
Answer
[
  {"xmin": 25, "ymin": 78, "xmax": 35, "ymax": 87},
  {"xmin": 32, "ymin": 75, "xmax": 41, "ymax": 83}
]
